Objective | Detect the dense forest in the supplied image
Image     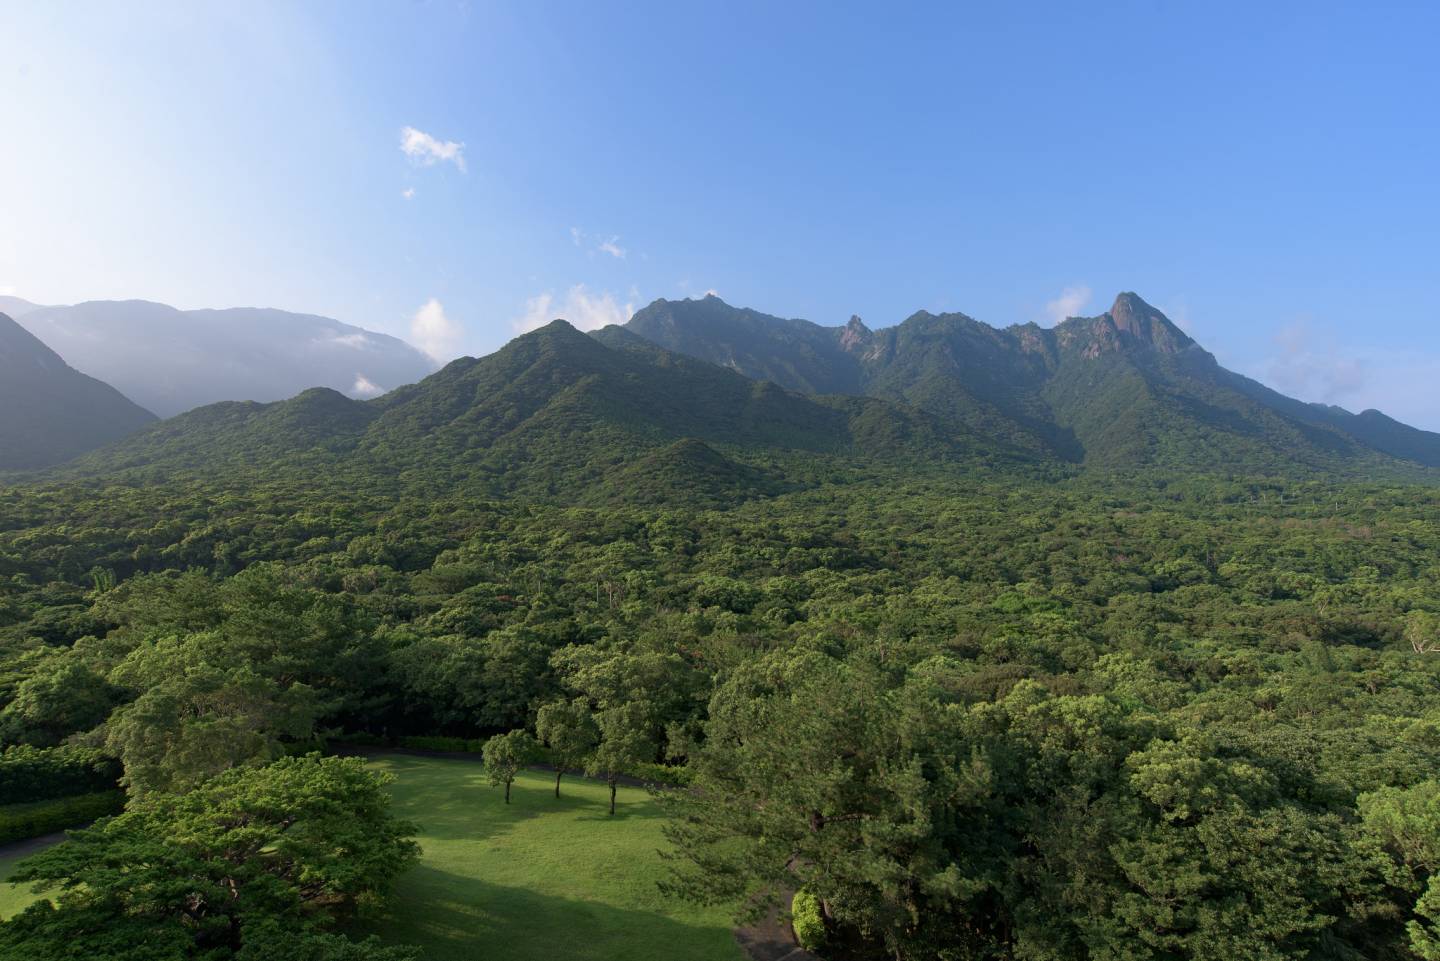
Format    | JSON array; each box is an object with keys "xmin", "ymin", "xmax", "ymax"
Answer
[
  {"xmin": 2, "ymin": 294, "xmax": 1440, "ymax": 960},
  {"xmin": 1, "ymin": 457, "xmax": 1438, "ymax": 959}
]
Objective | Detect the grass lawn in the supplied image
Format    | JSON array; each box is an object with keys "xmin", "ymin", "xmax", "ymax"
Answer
[
  {"xmin": 359, "ymin": 753, "xmax": 743, "ymax": 961},
  {"xmin": 0, "ymin": 834, "xmax": 63, "ymax": 920}
]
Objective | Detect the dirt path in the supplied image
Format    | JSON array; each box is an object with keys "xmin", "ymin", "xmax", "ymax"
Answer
[{"xmin": 732, "ymin": 899, "xmax": 822, "ymax": 961}]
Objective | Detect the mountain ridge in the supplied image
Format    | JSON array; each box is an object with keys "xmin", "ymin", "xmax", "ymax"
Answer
[
  {"xmin": 57, "ymin": 318, "xmax": 1018, "ymax": 503},
  {"xmin": 0, "ymin": 311, "xmax": 157, "ymax": 470},
  {"xmin": 606, "ymin": 292, "xmax": 1440, "ymax": 472}
]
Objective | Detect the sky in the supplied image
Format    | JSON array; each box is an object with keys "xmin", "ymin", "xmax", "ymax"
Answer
[{"xmin": 2, "ymin": 1, "xmax": 1438, "ymax": 428}]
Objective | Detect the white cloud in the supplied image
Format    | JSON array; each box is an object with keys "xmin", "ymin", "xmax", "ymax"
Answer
[
  {"xmin": 0, "ymin": 285, "xmax": 15, "ymax": 296},
  {"xmin": 409, "ymin": 298, "xmax": 464, "ymax": 364},
  {"xmin": 351, "ymin": 374, "xmax": 385, "ymax": 398},
  {"xmin": 1043, "ymin": 285, "xmax": 1092, "ymax": 326},
  {"xmin": 324, "ymin": 331, "xmax": 375, "ymax": 350},
  {"xmin": 597, "ymin": 235, "xmax": 626, "ymax": 259},
  {"xmin": 401, "ymin": 187, "xmax": 416, "ymax": 199},
  {"xmin": 512, "ymin": 284, "xmax": 637, "ymax": 335},
  {"xmin": 703, "ymin": 288, "xmax": 719, "ymax": 298},
  {"xmin": 399, "ymin": 126, "xmax": 466, "ymax": 172},
  {"xmin": 570, "ymin": 226, "xmax": 584, "ymax": 246}
]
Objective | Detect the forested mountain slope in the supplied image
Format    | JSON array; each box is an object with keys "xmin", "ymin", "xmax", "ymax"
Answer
[
  {"xmin": 0, "ymin": 312, "xmax": 156, "ymax": 470},
  {"xmin": 609, "ymin": 292, "xmax": 1440, "ymax": 474},
  {"xmin": 58, "ymin": 319, "xmax": 1013, "ymax": 503}
]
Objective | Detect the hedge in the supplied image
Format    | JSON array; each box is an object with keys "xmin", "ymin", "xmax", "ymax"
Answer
[
  {"xmin": 0, "ymin": 746, "xmax": 123, "ymax": 805},
  {"xmin": 0, "ymin": 791, "xmax": 125, "ymax": 844}
]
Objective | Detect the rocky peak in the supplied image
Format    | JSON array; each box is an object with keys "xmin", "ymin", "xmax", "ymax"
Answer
[
  {"xmin": 840, "ymin": 314, "xmax": 872, "ymax": 352},
  {"xmin": 1104, "ymin": 292, "xmax": 1194, "ymax": 354}
]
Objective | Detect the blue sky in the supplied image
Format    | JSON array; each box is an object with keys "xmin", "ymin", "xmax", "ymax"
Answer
[{"xmin": 3, "ymin": 1, "xmax": 1438, "ymax": 427}]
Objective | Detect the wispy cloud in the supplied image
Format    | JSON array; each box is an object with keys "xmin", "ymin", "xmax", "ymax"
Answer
[
  {"xmin": 323, "ymin": 330, "xmax": 376, "ymax": 350},
  {"xmin": 0, "ymin": 285, "xmax": 15, "ymax": 296},
  {"xmin": 512, "ymin": 284, "xmax": 637, "ymax": 334},
  {"xmin": 1043, "ymin": 285, "xmax": 1092, "ymax": 326},
  {"xmin": 400, "ymin": 126, "xmax": 466, "ymax": 172},
  {"xmin": 351, "ymin": 374, "xmax": 385, "ymax": 398},
  {"xmin": 401, "ymin": 187, "xmax": 416, "ymax": 199},
  {"xmin": 1259, "ymin": 321, "xmax": 1367, "ymax": 404},
  {"xmin": 409, "ymin": 298, "xmax": 464, "ymax": 364},
  {"xmin": 1245, "ymin": 321, "xmax": 1440, "ymax": 430},
  {"xmin": 569, "ymin": 226, "xmax": 627, "ymax": 259}
]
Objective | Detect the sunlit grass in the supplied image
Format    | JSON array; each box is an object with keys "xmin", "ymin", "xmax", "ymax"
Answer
[{"xmin": 358, "ymin": 753, "xmax": 742, "ymax": 961}]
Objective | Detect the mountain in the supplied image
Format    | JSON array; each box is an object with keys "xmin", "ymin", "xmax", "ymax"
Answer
[
  {"xmin": 0, "ymin": 295, "xmax": 44, "ymax": 319},
  {"xmin": 0, "ymin": 312, "xmax": 156, "ymax": 470},
  {"xmin": 14, "ymin": 299, "xmax": 435, "ymax": 417},
  {"xmin": 64, "ymin": 320, "xmax": 1012, "ymax": 503},
  {"xmin": 607, "ymin": 293, "xmax": 1440, "ymax": 474}
]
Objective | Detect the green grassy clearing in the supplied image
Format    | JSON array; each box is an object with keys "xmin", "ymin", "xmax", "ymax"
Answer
[
  {"xmin": 0, "ymin": 835, "xmax": 61, "ymax": 920},
  {"xmin": 359, "ymin": 753, "xmax": 743, "ymax": 961}
]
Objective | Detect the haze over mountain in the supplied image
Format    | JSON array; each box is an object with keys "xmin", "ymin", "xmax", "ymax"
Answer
[
  {"xmin": 606, "ymin": 292, "xmax": 1440, "ymax": 473},
  {"xmin": 0, "ymin": 311, "xmax": 156, "ymax": 470},
  {"xmin": 12, "ymin": 298, "xmax": 435, "ymax": 417}
]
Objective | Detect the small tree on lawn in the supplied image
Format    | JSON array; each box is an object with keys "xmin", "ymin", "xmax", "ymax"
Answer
[
  {"xmin": 586, "ymin": 701, "xmax": 656, "ymax": 816},
  {"xmin": 482, "ymin": 730, "xmax": 538, "ymax": 804},
  {"xmin": 536, "ymin": 697, "xmax": 599, "ymax": 798}
]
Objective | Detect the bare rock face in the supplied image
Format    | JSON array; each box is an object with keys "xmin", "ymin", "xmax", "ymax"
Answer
[
  {"xmin": 1105, "ymin": 292, "xmax": 1194, "ymax": 355},
  {"xmin": 840, "ymin": 315, "xmax": 871, "ymax": 352}
]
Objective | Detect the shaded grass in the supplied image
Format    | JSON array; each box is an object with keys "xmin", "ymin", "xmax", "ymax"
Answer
[
  {"xmin": 359, "ymin": 753, "xmax": 742, "ymax": 961},
  {"xmin": 0, "ymin": 833, "xmax": 63, "ymax": 920}
]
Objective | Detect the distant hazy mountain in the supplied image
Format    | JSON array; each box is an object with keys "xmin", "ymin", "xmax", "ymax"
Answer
[
  {"xmin": 0, "ymin": 312, "xmax": 156, "ymax": 470},
  {"xmin": 0, "ymin": 295, "xmax": 44, "ymax": 319},
  {"xmin": 14, "ymin": 299, "xmax": 434, "ymax": 417},
  {"xmin": 605, "ymin": 293, "xmax": 1440, "ymax": 473}
]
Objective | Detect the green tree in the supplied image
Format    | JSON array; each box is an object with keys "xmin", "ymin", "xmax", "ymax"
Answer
[
  {"xmin": 482, "ymin": 729, "xmax": 539, "ymax": 804},
  {"xmin": 1361, "ymin": 780, "xmax": 1440, "ymax": 958},
  {"xmin": 0, "ymin": 754, "xmax": 419, "ymax": 960},
  {"xmin": 535, "ymin": 698, "xmax": 598, "ymax": 798},
  {"xmin": 588, "ymin": 702, "xmax": 655, "ymax": 816}
]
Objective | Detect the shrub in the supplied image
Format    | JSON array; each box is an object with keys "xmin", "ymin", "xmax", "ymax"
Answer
[
  {"xmin": 0, "ymin": 791, "xmax": 125, "ymax": 844},
  {"xmin": 791, "ymin": 889, "xmax": 826, "ymax": 952},
  {"xmin": 626, "ymin": 761, "xmax": 694, "ymax": 787},
  {"xmin": 0, "ymin": 745, "xmax": 122, "ymax": 805}
]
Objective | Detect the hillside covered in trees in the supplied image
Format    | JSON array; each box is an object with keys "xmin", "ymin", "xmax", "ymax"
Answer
[{"xmin": 1, "ymin": 297, "xmax": 1439, "ymax": 960}]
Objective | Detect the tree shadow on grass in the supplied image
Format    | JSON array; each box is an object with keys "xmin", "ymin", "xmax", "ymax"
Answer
[{"xmin": 359, "ymin": 865, "xmax": 742, "ymax": 961}]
